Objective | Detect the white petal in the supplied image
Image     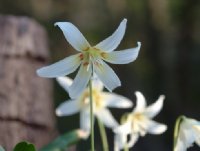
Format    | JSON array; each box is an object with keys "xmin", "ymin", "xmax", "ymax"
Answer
[
  {"xmin": 193, "ymin": 124, "xmax": 200, "ymax": 146},
  {"xmin": 127, "ymin": 133, "xmax": 139, "ymax": 148},
  {"xmin": 80, "ymin": 110, "xmax": 91, "ymax": 133},
  {"xmin": 114, "ymin": 122, "xmax": 132, "ymax": 135},
  {"xmin": 195, "ymin": 136, "xmax": 200, "ymax": 147},
  {"xmin": 114, "ymin": 133, "xmax": 127, "ymax": 151},
  {"xmin": 91, "ymin": 74, "xmax": 104, "ymax": 91},
  {"xmin": 69, "ymin": 64, "xmax": 92, "ymax": 99},
  {"xmin": 102, "ymin": 92, "xmax": 133, "ymax": 108},
  {"xmin": 147, "ymin": 120, "xmax": 167, "ymax": 135},
  {"xmin": 56, "ymin": 76, "xmax": 73, "ymax": 92},
  {"xmin": 193, "ymin": 124, "xmax": 200, "ymax": 132},
  {"xmin": 37, "ymin": 54, "xmax": 81, "ymax": 78},
  {"xmin": 94, "ymin": 61, "xmax": 121, "ymax": 91},
  {"xmin": 55, "ymin": 22, "xmax": 90, "ymax": 51},
  {"xmin": 144, "ymin": 95, "xmax": 165, "ymax": 118},
  {"xmin": 77, "ymin": 129, "xmax": 90, "ymax": 140},
  {"xmin": 96, "ymin": 109, "xmax": 118, "ymax": 129},
  {"xmin": 180, "ymin": 128, "xmax": 195, "ymax": 149},
  {"xmin": 103, "ymin": 42, "xmax": 141, "ymax": 64},
  {"xmin": 95, "ymin": 19, "xmax": 127, "ymax": 52},
  {"xmin": 176, "ymin": 119, "xmax": 197, "ymax": 150},
  {"xmin": 174, "ymin": 139, "xmax": 186, "ymax": 151},
  {"xmin": 133, "ymin": 91, "xmax": 146, "ymax": 113},
  {"xmin": 56, "ymin": 100, "xmax": 80, "ymax": 116}
]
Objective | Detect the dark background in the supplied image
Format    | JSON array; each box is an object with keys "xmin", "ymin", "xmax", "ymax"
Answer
[{"xmin": 0, "ymin": 0, "xmax": 200, "ymax": 150}]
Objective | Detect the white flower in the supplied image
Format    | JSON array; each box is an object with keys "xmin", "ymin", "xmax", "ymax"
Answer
[
  {"xmin": 114, "ymin": 91, "xmax": 167, "ymax": 150},
  {"xmin": 174, "ymin": 116, "xmax": 200, "ymax": 151},
  {"xmin": 55, "ymin": 76, "xmax": 133, "ymax": 139},
  {"xmin": 37, "ymin": 19, "xmax": 141, "ymax": 98}
]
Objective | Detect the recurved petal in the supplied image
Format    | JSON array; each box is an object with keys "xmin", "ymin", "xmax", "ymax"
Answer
[
  {"xmin": 144, "ymin": 95, "xmax": 165, "ymax": 118},
  {"xmin": 147, "ymin": 120, "xmax": 167, "ymax": 135},
  {"xmin": 56, "ymin": 100, "xmax": 80, "ymax": 116},
  {"xmin": 133, "ymin": 91, "xmax": 147, "ymax": 113},
  {"xmin": 69, "ymin": 64, "xmax": 92, "ymax": 99},
  {"xmin": 96, "ymin": 109, "xmax": 118, "ymax": 128},
  {"xmin": 55, "ymin": 22, "xmax": 90, "ymax": 52},
  {"xmin": 37, "ymin": 54, "xmax": 81, "ymax": 78},
  {"xmin": 103, "ymin": 42, "xmax": 141, "ymax": 64},
  {"xmin": 56, "ymin": 76, "xmax": 73, "ymax": 92},
  {"xmin": 102, "ymin": 92, "xmax": 133, "ymax": 108},
  {"xmin": 95, "ymin": 19, "xmax": 127, "ymax": 52},
  {"xmin": 94, "ymin": 61, "xmax": 121, "ymax": 92},
  {"xmin": 77, "ymin": 129, "xmax": 90, "ymax": 140}
]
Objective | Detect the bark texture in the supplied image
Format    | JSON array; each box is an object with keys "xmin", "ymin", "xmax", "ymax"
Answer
[{"xmin": 0, "ymin": 15, "xmax": 56, "ymax": 150}]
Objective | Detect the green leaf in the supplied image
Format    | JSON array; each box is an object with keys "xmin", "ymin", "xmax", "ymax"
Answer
[
  {"xmin": 40, "ymin": 129, "xmax": 82, "ymax": 151},
  {"xmin": 0, "ymin": 146, "xmax": 5, "ymax": 151},
  {"xmin": 13, "ymin": 141, "xmax": 36, "ymax": 151}
]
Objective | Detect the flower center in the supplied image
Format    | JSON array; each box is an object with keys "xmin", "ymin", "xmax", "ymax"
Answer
[
  {"xmin": 80, "ymin": 47, "xmax": 108, "ymax": 68},
  {"xmin": 130, "ymin": 113, "xmax": 151, "ymax": 136},
  {"xmin": 132, "ymin": 113, "xmax": 146, "ymax": 121},
  {"xmin": 79, "ymin": 88, "xmax": 105, "ymax": 111}
]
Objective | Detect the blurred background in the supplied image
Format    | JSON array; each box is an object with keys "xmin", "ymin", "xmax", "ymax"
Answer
[{"xmin": 0, "ymin": 0, "xmax": 200, "ymax": 150}]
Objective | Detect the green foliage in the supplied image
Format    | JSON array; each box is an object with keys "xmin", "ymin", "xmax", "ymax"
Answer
[
  {"xmin": 40, "ymin": 130, "xmax": 81, "ymax": 151},
  {"xmin": 13, "ymin": 142, "xmax": 36, "ymax": 151},
  {"xmin": 0, "ymin": 146, "xmax": 5, "ymax": 151}
]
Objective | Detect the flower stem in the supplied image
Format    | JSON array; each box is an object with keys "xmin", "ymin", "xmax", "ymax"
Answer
[
  {"xmin": 97, "ymin": 118, "xmax": 109, "ymax": 151},
  {"xmin": 89, "ymin": 80, "xmax": 95, "ymax": 151}
]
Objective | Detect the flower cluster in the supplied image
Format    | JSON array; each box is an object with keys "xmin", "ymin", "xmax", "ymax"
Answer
[{"xmin": 36, "ymin": 18, "xmax": 200, "ymax": 151}]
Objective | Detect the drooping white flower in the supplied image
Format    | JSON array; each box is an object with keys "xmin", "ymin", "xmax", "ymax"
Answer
[
  {"xmin": 174, "ymin": 116, "xmax": 200, "ymax": 151},
  {"xmin": 55, "ymin": 76, "xmax": 133, "ymax": 138},
  {"xmin": 114, "ymin": 91, "xmax": 167, "ymax": 150},
  {"xmin": 37, "ymin": 19, "xmax": 141, "ymax": 98}
]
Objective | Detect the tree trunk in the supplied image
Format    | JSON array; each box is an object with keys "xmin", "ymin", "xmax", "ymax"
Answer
[{"xmin": 0, "ymin": 15, "xmax": 57, "ymax": 150}]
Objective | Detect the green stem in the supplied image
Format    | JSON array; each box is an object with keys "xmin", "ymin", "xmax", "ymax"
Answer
[
  {"xmin": 89, "ymin": 80, "xmax": 95, "ymax": 151},
  {"xmin": 97, "ymin": 118, "xmax": 109, "ymax": 151}
]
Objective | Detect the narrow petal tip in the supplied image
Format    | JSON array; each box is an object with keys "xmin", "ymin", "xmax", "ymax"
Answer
[
  {"xmin": 77, "ymin": 129, "xmax": 90, "ymax": 139},
  {"xmin": 163, "ymin": 124, "xmax": 168, "ymax": 131},
  {"xmin": 137, "ymin": 41, "xmax": 141, "ymax": 47},
  {"xmin": 159, "ymin": 95, "xmax": 165, "ymax": 100},
  {"xmin": 122, "ymin": 18, "xmax": 127, "ymax": 23},
  {"xmin": 127, "ymin": 100, "xmax": 133, "ymax": 107},
  {"xmin": 54, "ymin": 22, "xmax": 58, "ymax": 26},
  {"xmin": 36, "ymin": 68, "xmax": 44, "ymax": 77},
  {"xmin": 55, "ymin": 109, "xmax": 62, "ymax": 116},
  {"xmin": 157, "ymin": 124, "xmax": 168, "ymax": 134},
  {"xmin": 135, "ymin": 91, "xmax": 142, "ymax": 96},
  {"xmin": 36, "ymin": 69, "xmax": 41, "ymax": 76}
]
